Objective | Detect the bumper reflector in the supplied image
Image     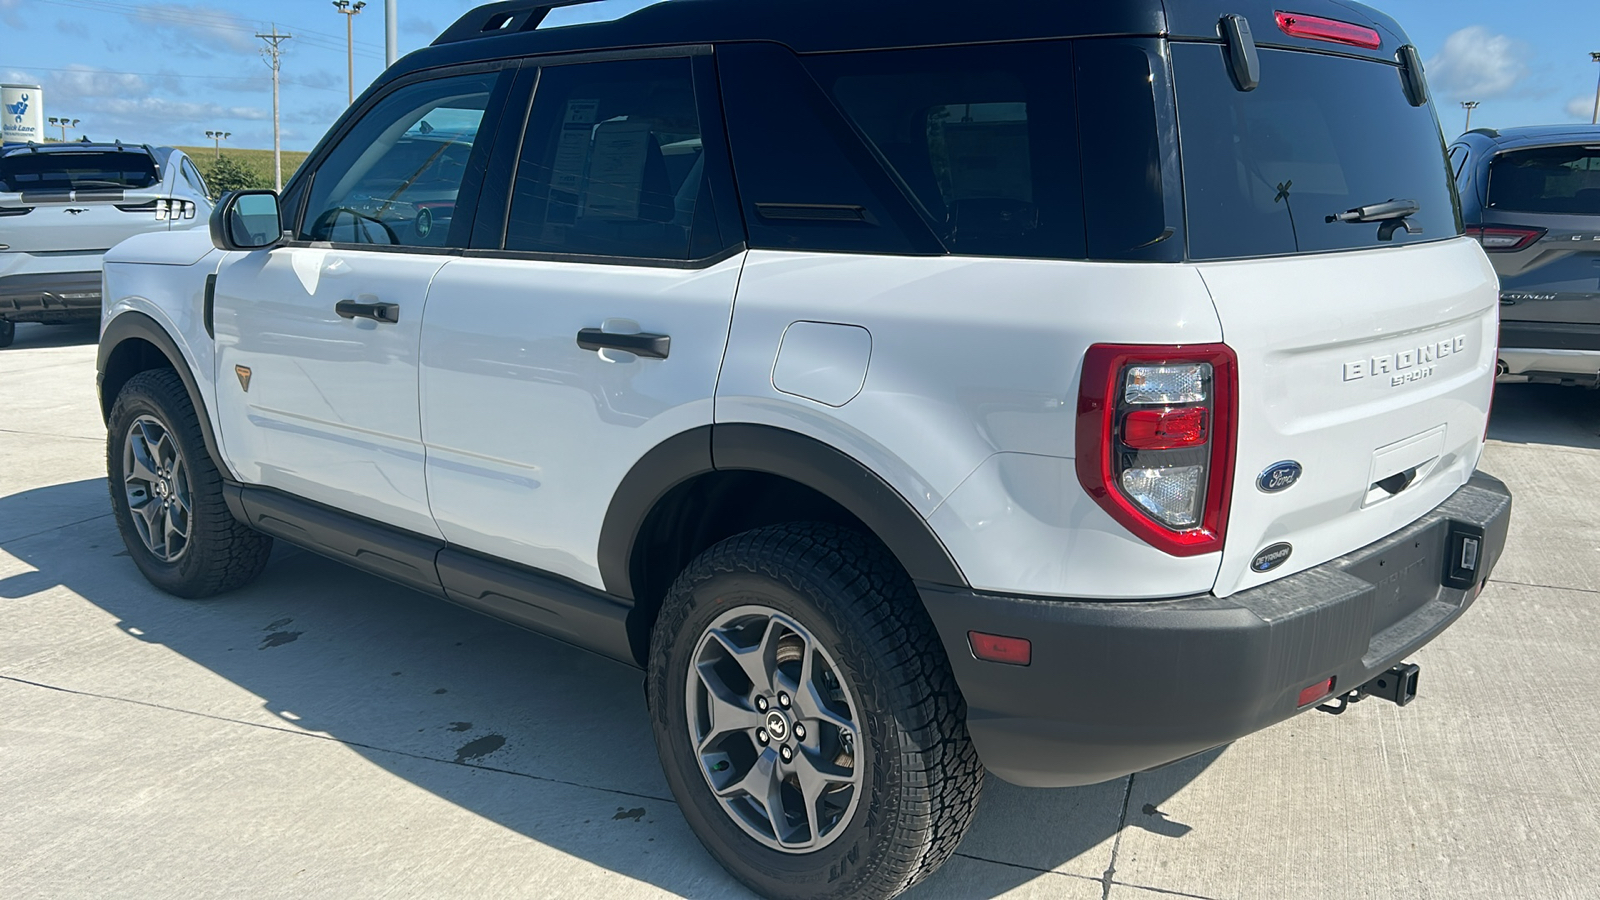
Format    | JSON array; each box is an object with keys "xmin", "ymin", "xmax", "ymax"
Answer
[
  {"xmin": 1298, "ymin": 677, "xmax": 1335, "ymax": 707},
  {"xmin": 968, "ymin": 631, "xmax": 1032, "ymax": 666}
]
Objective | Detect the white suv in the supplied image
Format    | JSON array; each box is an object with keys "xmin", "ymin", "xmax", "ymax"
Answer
[
  {"xmin": 0, "ymin": 141, "xmax": 209, "ymax": 347},
  {"xmin": 97, "ymin": 2, "xmax": 1513, "ymax": 898}
]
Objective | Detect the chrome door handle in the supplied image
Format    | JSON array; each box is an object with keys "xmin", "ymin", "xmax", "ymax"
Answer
[{"xmin": 335, "ymin": 300, "xmax": 400, "ymax": 324}]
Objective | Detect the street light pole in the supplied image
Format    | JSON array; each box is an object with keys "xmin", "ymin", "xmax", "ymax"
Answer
[
  {"xmin": 1461, "ymin": 101, "xmax": 1480, "ymax": 133},
  {"xmin": 385, "ymin": 0, "xmax": 398, "ymax": 67},
  {"xmin": 205, "ymin": 130, "xmax": 231, "ymax": 159},
  {"xmin": 333, "ymin": 1, "xmax": 367, "ymax": 106},
  {"xmin": 47, "ymin": 117, "xmax": 79, "ymax": 141},
  {"xmin": 1590, "ymin": 52, "xmax": 1600, "ymax": 125}
]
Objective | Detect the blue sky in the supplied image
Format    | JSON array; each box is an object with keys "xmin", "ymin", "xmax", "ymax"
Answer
[{"xmin": 1, "ymin": 0, "xmax": 1596, "ymax": 151}]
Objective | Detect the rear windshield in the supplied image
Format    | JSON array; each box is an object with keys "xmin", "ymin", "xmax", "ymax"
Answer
[
  {"xmin": 0, "ymin": 150, "xmax": 160, "ymax": 192},
  {"xmin": 1487, "ymin": 145, "xmax": 1600, "ymax": 215},
  {"xmin": 1173, "ymin": 44, "xmax": 1459, "ymax": 259}
]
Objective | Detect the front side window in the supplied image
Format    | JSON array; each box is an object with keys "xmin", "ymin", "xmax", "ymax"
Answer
[
  {"xmin": 299, "ymin": 71, "xmax": 501, "ymax": 248},
  {"xmin": 1488, "ymin": 145, "xmax": 1600, "ymax": 215},
  {"xmin": 504, "ymin": 57, "xmax": 708, "ymax": 260}
]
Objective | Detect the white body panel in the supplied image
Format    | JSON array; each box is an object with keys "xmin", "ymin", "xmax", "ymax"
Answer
[
  {"xmin": 419, "ymin": 254, "xmax": 742, "ymax": 588},
  {"xmin": 717, "ymin": 250, "xmax": 1227, "ymax": 598},
  {"xmin": 212, "ymin": 247, "xmax": 447, "ymax": 538},
  {"xmin": 1199, "ymin": 238, "xmax": 1499, "ymax": 598}
]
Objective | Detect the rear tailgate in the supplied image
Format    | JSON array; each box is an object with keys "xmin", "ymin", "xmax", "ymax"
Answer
[
  {"xmin": 1200, "ymin": 240, "xmax": 1498, "ymax": 597},
  {"xmin": 0, "ymin": 191, "xmax": 172, "ymax": 253},
  {"xmin": 1167, "ymin": 14, "xmax": 1499, "ymax": 597}
]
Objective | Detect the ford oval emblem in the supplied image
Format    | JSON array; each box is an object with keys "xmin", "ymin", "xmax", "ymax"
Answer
[
  {"xmin": 1251, "ymin": 542, "xmax": 1293, "ymax": 573},
  {"xmin": 1257, "ymin": 461, "xmax": 1302, "ymax": 493}
]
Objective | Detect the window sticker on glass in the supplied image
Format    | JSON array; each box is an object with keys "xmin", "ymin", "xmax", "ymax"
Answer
[
  {"xmin": 551, "ymin": 99, "xmax": 600, "ymax": 193},
  {"xmin": 584, "ymin": 119, "xmax": 651, "ymax": 219}
]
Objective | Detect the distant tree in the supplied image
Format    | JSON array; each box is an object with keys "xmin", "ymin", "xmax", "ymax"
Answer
[{"xmin": 199, "ymin": 154, "xmax": 268, "ymax": 199}]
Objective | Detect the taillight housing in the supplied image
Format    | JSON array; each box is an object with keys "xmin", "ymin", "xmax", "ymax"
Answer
[
  {"xmin": 1076, "ymin": 344, "xmax": 1238, "ymax": 556},
  {"xmin": 1465, "ymin": 225, "xmax": 1545, "ymax": 252},
  {"xmin": 1275, "ymin": 11, "xmax": 1382, "ymax": 49}
]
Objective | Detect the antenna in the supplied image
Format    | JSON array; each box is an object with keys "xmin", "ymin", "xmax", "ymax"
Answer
[{"xmin": 257, "ymin": 24, "xmax": 294, "ymax": 190}]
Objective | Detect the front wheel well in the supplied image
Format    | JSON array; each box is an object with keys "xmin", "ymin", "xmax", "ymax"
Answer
[
  {"xmin": 100, "ymin": 336, "xmax": 174, "ymax": 422},
  {"xmin": 624, "ymin": 471, "xmax": 885, "ymax": 664}
]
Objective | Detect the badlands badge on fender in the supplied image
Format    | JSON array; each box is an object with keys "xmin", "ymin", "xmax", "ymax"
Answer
[{"xmin": 235, "ymin": 365, "xmax": 252, "ymax": 392}]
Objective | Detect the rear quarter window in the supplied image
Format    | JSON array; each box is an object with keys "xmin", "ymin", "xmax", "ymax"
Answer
[
  {"xmin": 1487, "ymin": 145, "xmax": 1600, "ymax": 215},
  {"xmin": 1173, "ymin": 44, "xmax": 1460, "ymax": 260}
]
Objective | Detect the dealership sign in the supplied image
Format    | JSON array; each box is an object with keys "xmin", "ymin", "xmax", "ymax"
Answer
[{"xmin": 2, "ymin": 84, "xmax": 44, "ymax": 144}]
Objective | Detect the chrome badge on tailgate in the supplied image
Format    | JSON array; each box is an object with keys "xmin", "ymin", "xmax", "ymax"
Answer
[{"xmin": 1342, "ymin": 335, "xmax": 1468, "ymax": 388}]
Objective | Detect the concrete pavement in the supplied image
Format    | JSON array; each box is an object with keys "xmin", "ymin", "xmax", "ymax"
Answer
[{"xmin": 1, "ymin": 319, "xmax": 1596, "ymax": 899}]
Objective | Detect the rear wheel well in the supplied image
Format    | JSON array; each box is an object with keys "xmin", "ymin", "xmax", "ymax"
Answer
[
  {"xmin": 625, "ymin": 471, "xmax": 889, "ymax": 664},
  {"xmin": 100, "ymin": 337, "xmax": 174, "ymax": 422}
]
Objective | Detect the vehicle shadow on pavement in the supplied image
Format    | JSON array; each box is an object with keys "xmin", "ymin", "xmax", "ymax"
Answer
[
  {"xmin": 5, "ymin": 322, "xmax": 99, "ymax": 351},
  {"xmin": 0, "ymin": 479, "xmax": 1214, "ymax": 899},
  {"xmin": 1488, "ymin": 383, "xmax": 1600, "ymax": 451}
]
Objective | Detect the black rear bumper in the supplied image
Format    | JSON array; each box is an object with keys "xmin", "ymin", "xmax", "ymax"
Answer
[
  {"xmin": 0, "ymin": 271, "xmax": 103, "ymax": 323},
  {"xmin": 921, "ymin": 472, "xmax": 1512, "ymax": 788}
]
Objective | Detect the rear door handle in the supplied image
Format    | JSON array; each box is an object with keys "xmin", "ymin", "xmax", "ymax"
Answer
[
  {"xmin": 576, "ymin": 327, "xmax": 670, "ymax": 359},
  {"xmin": 336, "ymin": 299, "xmax": 400, "ymax": 324}
]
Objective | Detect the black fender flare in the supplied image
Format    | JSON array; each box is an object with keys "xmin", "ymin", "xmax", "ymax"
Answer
[
  {"xmin": 98, "ymin": 311, "xmax": 229, "ymax": 476},
  {"xmin": 597, "ymin": 423, "xmax": 967, "ymax": 600}
]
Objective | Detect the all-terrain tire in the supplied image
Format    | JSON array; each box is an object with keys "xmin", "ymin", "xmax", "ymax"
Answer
[
  {"xmin": 647, "ymin": 523, "xmax": 984, "ymax": 900},
  {"xmin": 106, "ymin": 368, "xmax": 273, "ymax": 598},
  {"xmin": 0, "ymin": 319, "xmax": 15, "ymax": 348}
]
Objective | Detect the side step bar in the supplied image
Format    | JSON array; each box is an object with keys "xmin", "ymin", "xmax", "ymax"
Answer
[{"xmin": 1316, "ymin": 663, "xmax": 1420, "ymax": 715}]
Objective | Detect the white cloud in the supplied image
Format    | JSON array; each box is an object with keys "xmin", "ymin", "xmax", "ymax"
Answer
[
  {"xmin": 127, "ymin": 3, "xmax": 258, "ymax": 57},
  {"xmin": 1426, "ymin": 26, "xmax": 1530, "ymax": 100},
  {"xmin": 1567, "ymin": 95, "xmax": 1599, "ymax": 122}
]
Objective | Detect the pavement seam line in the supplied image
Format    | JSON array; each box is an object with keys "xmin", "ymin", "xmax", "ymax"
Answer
[
  {"xmin": 0, "ymin": 673, "xmax": 676, "ymax": 805},
  {"xmin": 949, "ymin": 851, "xmax": 1104, "ymax": 884},
  {"xmin": 1491, "ymin": 578, "xmax": 1600, "ymax": 596},
  {"xmin": 1109, "ymin": 882, "xmax": 1224, "ymax": 900},
  {"xmin": 1101, "ymin": 773, "xmax": 1135, "ymax": 900},
  {"xmin": 0, "ymin": 511, "xmax": 113, "ymax": 545},
  {"xmin": 0, "ymin": 427, "xmax": 103, "ymax": 443}
]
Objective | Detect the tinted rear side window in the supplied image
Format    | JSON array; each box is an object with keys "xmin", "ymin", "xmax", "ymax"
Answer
[
  {"xmin": 0, "ymin": 151, "xmax": 159, "ymax": 192},
  {"xmin": 805, "ymin": 42, "xmax": 1088, "ymax": 260},
  {"xmin": 1488, "ymin": 146, "xmax": 1600, "ymax": 215},
  {"xmin": 1174, "ymin": 45, "xmax": 1459, "ymax": 260}
]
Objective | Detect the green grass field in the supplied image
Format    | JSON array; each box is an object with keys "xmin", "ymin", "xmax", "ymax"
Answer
[{"xmin": 176, "ymin": 146, "xmax": 309, "ymax": 184}]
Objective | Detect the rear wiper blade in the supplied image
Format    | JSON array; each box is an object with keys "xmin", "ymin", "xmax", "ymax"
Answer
[{"xmin": 1327, "ymin": 198, "xmax": 1421, "ymax": 241}]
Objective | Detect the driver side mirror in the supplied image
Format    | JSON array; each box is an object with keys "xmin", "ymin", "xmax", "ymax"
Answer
[{"xmin": 210, "ymin": 190, "xmax": 283, "ymax": 251}]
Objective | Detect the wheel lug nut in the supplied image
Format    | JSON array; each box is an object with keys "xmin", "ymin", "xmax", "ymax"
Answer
[
  {"xmin": 780, "ymin": 746, "xmax": 793, "ymax": 762},
  {"xmin": 778, "ymin": 692, "xmax": 790, "ymax": 708},
  {"xmin": 755, "ymin": 696, "xmax": 769, "ymax": 711},
  {"xmin": 756, "ymin": 728, "xmax": 768, "ymax": 744},
  {"xmin": 794, "ymin": 723, "xmax": 806, "ymax": 740}
]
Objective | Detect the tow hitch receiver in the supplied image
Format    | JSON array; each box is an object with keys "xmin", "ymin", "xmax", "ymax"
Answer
[{"xmin": 1316, "ymin": 663, "xmax": 1421, "ymax": 715}]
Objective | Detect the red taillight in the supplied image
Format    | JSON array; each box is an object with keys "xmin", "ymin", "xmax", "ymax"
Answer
[
  {"xmin": 1298, "ymin": 677, "xmax": 1335, "ymax": 707},
  {"xmin": 968, "ymin": 631, "xmax": 1032, "ymax": 666},
  {"xmin": 1075, "ymin": 344, "xmax": 1237, "ymax": 557},
  {"xmin": 1466, "ymin": 225, "xmax": 1546, "ymax": 252},
  {"xmin": 1275, "ymin": 11, "xmax": 1382, "ymax": 49},
  {"xmin": 1122, "ymin": 407, "xmax": 1210, "ymax": 450}
]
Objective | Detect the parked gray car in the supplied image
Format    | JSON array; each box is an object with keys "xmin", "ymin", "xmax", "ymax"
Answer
[
  {"xmin": 0, "ymin": 141, "xmax": 211, "ymax": 348},
  {"xmin": 1453, "ymin": 125, "xmax": 1600, "ymax": 386}
]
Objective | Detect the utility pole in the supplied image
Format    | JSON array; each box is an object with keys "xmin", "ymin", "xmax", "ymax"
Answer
[
  {"xmin": 1590, "ymin": 52, "xmax": 1600, "ymax": 124},
  {"xmin": 1461, "ymin": 100, "xmax": 1480, "ymax": 133},
  {"xmin": 333, "ymin": 1, "xmax": 367, "ymax": 106},
  {"xmin": 206, "ymin": 130, "xmax": 231, "ymax": 159},
  {"xmin": 385, "ymin": 0, "xmax": 398, "ymax": 67},
  {"xmin": 257, "ymin": 25, "xmax": 293, "ymax": 191}
]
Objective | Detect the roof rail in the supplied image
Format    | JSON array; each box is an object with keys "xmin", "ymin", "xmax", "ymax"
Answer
[
  {"xmin": 1467, "ymin": 127, "xmax": 1499, "ymax": 138},
  {"xmin": 433, "ymin": 0, "xmax": 610, "ymax": 45}
]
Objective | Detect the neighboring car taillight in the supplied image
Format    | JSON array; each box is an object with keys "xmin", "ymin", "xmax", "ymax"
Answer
[
  {"xmin": 1075, "ymin": 344, "xmax": 1238, "ymax": 556},
  {"xmin": 1466, "ymin": 225, "xmax": 1545, "ymax": 252},
  {"xmin": 155, "ymin": 199, "xmax": 198, "ymax": 220}
]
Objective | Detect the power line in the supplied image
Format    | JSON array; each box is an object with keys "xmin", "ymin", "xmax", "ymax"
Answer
[
  {"xmin": 1, "ymin": 64, "xmax": 344, "ymax": 93},
  {"xmin": 36, "ymin": 0, "xmax": 386, "ymax": 60}
]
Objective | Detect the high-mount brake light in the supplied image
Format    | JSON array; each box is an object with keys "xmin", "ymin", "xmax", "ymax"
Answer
[
  {"xmin": 1466, "ymin": 225, "xmax": 1545, "ymax": 252},
  {"xmin": 1275, "ymin": 11, "xmax": 1382, "ymax": 49},
  {"xmin": 1076, "ymin": 344, "xmax": 1238, "ymax": 556}
]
